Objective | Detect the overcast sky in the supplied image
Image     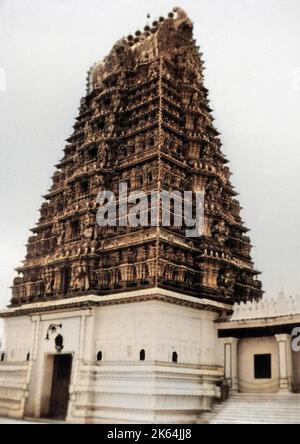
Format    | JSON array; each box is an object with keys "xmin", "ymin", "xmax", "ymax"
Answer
[{"xmin": 0, "ymin": 0, "xmax": 299, "ymax": 310}]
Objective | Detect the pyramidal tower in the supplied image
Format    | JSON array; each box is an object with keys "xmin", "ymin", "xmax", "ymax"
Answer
[
  {"xmin": 0, "ymin": 8, "xmax": 263, "ymax": 423},
  {"xmin": 11, "ymin": 8, "xmax": 262, "ymax": 306}
]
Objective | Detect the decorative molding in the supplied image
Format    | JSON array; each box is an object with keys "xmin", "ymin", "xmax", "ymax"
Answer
[{"xmin": 0, "ymin": 288, "xmax": 232, "ymax": 318}]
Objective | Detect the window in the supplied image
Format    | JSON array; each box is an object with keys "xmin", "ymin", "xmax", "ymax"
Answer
[
  {"xmin": 97, "ymin": 351, "xmax": 102, "ymax": 362},
  {"xmin": 26, "ymin": 353, "xmax": 30, "ymax": 362},
  {"xmin": 172, "ymin": 351, "xmax": 178, "ymax": 364},
  {"xmin": 139, "ymin": 349, "xmax": 145, "ymax": 361},
  {"xmin": 1, "ymin": 352, "xmax": 5, "ymax": 363},
  {"xmin": 254, "ymin": 354, "xmax": 271, "ymax": 379},
  {"xmin": 88, "ymin": 146, "xmax": 98, "ymax": 159},
  {"xmin": 61, "ymin": 267, "xmax": 71, "ymax": 294},
  {"xmin": 71, "ymin": 220, "xmax": 80, "ymax": 238},
  {"xmin": 104, "ymin": 98, "xmax": 111, "ymax": 106},
  {"xmin": 97, "ymin": 118, "xmax": 105, "ymax": 131},
  {"xmin": 80, "ymin": 180, "xmax": 89, "ymax": 195}
]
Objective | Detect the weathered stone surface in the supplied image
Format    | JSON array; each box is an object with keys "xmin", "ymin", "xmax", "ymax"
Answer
[{"xmin": 11, "ymin": 7, "xmax": 262, "ymax": 307}]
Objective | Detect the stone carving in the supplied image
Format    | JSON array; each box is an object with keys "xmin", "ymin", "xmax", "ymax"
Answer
[
  {"xmin": 53, "ymin": 222, "xmax": 65, "ymax": 246},
  {"xmin": 70, "ymin": 261, "xmax": 89, "ymax": 292},
  {"xmin": 219, "ymin": 269, "xmax": 235, "ymax": 297},
  {"xmin": 11, "ymin": 8, "xmax": 262, "ymax": 306},
  {"xmin": 206, "ymin": 178, "xmax": 222, "ymax": 200},
  {"xmin": 211, "ymin": 220, "xmax": 229, "ymax": 245},
  {"xmin": 43, "ymin": 269, "xmax": 54, "ymax": 296}
]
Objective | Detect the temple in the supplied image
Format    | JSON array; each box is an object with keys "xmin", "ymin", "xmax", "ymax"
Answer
[
  {"xmin": 0, "ymin": 8, "xmax": 298, "ymax": 424},
  {"xmin": 10, "ymin": 7, "xmax": 262, "ymax": 306}
]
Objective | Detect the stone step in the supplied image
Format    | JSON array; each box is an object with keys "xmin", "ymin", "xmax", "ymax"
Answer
[
  {"xmin": 212, "ymin": 411, "xmax": 300, "ymax": 417},
  {"xmin": 214, "ymin": 402, "xmax": 300, "ymax": 406},
  {"xmin": 230, "ymin": 393, "xmax": 300, "ymax": 400},
  {"xmin": 213, "ymin": 412, "xmax": 300, "ymax": 417},
  {"xmin": 212, "ymin": 420, "xmax": 300, "ymax": 423},
  {"xmin": 213, "ymin": 407, "xmax": 300, "ymax": 412},
  {"xmin": 208, "ymin": 393, "xmax": 300, "ymax": 424},
  {"xmin": 215, "ymin": 399, "xmax": 300, "ymax": 402},
  {"xmin": 211, "ymin": 416, "xmax": 300, "ymax": 423},
  {"xmin": 213, "ymin": 411, "xmax": 299, "ymax": 415},
  {"xmin": 211, "ymin": 420, "xmax": 300, "ymax": 424},
  {"xmin": 213, "ymin": 406, "xmax": 300, "ymax": 412},
  {"xmin": 229, "ymin": 398, "xmax": 300, "ymax": 400},
  {"xmin": 213, "ymin": 406, "xmax": 300, "ymax": 411}
]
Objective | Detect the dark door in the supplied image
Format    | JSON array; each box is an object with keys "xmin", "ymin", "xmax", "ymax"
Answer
[{"xmin": 49, "ymin": 354, "xmax": 72, "ymax": 419}]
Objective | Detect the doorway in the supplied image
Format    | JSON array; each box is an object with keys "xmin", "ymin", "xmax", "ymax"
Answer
[{"xmin": 49, "ymin": 354, "xmax": 73, "ymax": 419}]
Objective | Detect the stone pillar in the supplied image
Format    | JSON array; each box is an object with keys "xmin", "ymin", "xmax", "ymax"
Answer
[
  {"xmin": 223, "ymin": 337, "xmax": 239, "ymax": 391},
  {"xmin": 275, "ymin": 334, "xmax": 293, "ymax": 392},
  {"xmin": 67, "ymin": 311, "xmax": 90, "ymax": 422}
]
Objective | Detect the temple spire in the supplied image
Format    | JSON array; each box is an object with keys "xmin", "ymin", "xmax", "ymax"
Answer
[{"xmin": 11, "ymin": 8, "xmax": 262, "ymax": 307}]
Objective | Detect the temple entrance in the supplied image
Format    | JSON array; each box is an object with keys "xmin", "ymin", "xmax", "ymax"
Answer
[{"xmin": 49, "ymin": 354, "xmax": 73, "ymax": 419}]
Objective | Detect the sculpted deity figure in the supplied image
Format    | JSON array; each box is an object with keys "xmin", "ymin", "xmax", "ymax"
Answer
[
  {"xmin": 12, "ymin": 276, "xmax": 23, "ymax": 300},
  {"xmin": 70, "ymin": 263, "xmax": 79, "ymax": 291},
  {"xmin": 135, "ymin": 246, "xmax": 147, "ymax": 281},
  {"xmin": 53, "ymin": 268, "xmax": 62, "ymax": 294},
  {"xmin": 121, "ymin": 248, "xmax": 135, "ymax": 264},
  {"xmin": 149, "ymin": 61, "xmax": 160, "ymax": 78},
  {"xmin": 53, "ymin": 222, "xmax": 66, "ymax": 246},
  {"xmin": 106, "ymin": 113, "xmax": 115, "ymax": 135},
  {"xmin": 219, "ymin": 269, "xmax": 235, "ymax": 297},
  {"xmin": 176, "ymin": 250, "xmax": 185, "ymax": 264},
  {"xmin": 43, "ymin": 269, "xmax": 54, "ymax": 296},
  {"xmin": 64, "ymin": 187, "xmax": 74, "ymax": 205},
  {"xmin": 206, "ymin": 178, "xmax": 222, "ymax": 201},
  {"xmin": 35, "ymin": 275, "xmax": 44, "ymax": 298},
  {"xmin": 202, "ymin": 146, "xmax": 213, "ymax": 163},
  {"xmin": 109, "ymin": 252, "xmax": 120, "ymax": 287},
  {"xmin": 83, "ymin": 213, "xmax": 95, "ymax": 241},
  {"xmin": 165, "ymin": 246, "xmax": 175, "ymax": 261},
  {"xmin": 83, "ymin": 225, "xmax": 94, "ymax": 240},
  {"xmin": 146, "ymin": 245, "xmax": 157, "ymax": 279},
  {"xmin": 186, "ymin": 253, "xmax": 194, "ymax": 266},
  {"xmin": 71, "ymin": 261, "xmax": 88, "ymax": 292},
  {"xmin": 211, "ymin": 220, "xmax": 229, "ymax": 245},
  {"xmin": 195, "ymin": 117, "xmax": 203, "ymax": 132}
]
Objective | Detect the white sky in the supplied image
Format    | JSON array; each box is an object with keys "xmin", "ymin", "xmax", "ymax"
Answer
[{"xmin": 0, "ymin": 0, "xmax": 300, "ymax": 310}]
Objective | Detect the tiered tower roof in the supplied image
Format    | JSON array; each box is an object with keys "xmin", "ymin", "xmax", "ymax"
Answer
[{"xmin": 11, "ymin": 7, "xmax": 263, "ymax": 307}]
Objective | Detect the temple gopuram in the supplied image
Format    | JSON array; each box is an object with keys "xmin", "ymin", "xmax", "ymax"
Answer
[
  {"xmin": 6, "ymin": 8, "xmax": 300, "ymax": 426},
  {"xmin": 11, "ymin": 7, "xmax": 262, "ymax": 307}
]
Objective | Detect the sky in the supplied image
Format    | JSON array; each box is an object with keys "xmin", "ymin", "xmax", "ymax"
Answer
[{"xmin": 0, "ymin": 0, "xmax": 300, "ymax": 310}]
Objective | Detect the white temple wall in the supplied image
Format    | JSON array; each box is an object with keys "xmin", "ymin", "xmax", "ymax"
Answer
[
  {"xmin": 93, "ymin": 301, "xmax": 222, "ymax": 366},
  {"xmin": 0, "ymin": 291, "xmax": 227, "ymax": 423},
  {"xmin": 71, "ymin": 299, "xmax": 223, "ymax": 423},
  {"xmin": 0, "ymin": 316, "xmax": 31, "ymax": 418},
  {"xmin": 237, "ymin": 337, "xmax": 279, "ymax": 393}
]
